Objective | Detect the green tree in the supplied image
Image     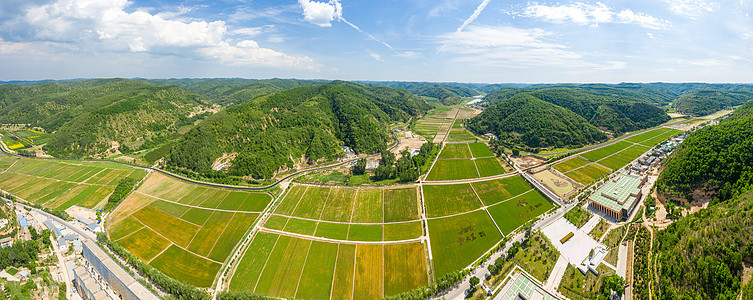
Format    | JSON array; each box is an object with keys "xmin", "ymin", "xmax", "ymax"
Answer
[{"xmin": 352, "ymin": 159, "xmax": 366, "ymax": 175}]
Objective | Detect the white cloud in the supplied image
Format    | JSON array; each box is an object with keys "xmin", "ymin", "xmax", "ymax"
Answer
[
  {"xmin": 437, "ymin": 25, "xmax": 583, "ymax": 67},
  {"xmin": 677, "ymin": 58, "xmax": 724, "ymax": 66},
  {"xmin": 457, "ymin": 0, "xmax": 491, "ymax": 32},
  {"xmin": 394, "ymin": 51, "xmax": 421, "ymax": 59},
  {"xmin": 520, "ymin": 2, "xmax": 669, "ymax": 29},
  {"xmin": 230, "ymin": 26, "xmax": 274, "ymax": 37},
  {"xmin": 663, "ymin": 0, "xmax": 718, "ymax": 18},
  {"xmin": 15, "ymin": 0, "xmax": 310, "ymax": 68},
  {"xmin": 367, "ymin": 50, "xmax": 383, "ymax": 62},
  {"xmin": 298, "ymin": 0, "xmax": 341, "ymax": 27}
]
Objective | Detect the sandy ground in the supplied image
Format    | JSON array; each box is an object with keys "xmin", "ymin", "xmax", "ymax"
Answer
[
  {"xmin": 391, "ymin": 132, "xmax": 427, "ymax": 156},
  {"xmin": 512, "ymin": 155, "xmax": 546, "ymax": 169},
  {"xmin": 743, "ymin": 261, "xmax": 753, "ymax": 285},
  {"xmin": 531, "ymin": 168, "xmax": 579, "ymax": 199},
  {"xmin": 66, "ymin": 206, "xmax": 98, "ymax": 221},
  {"xmin": 667, "ymin": 113, "xmax": 686, "ymax": 118}
]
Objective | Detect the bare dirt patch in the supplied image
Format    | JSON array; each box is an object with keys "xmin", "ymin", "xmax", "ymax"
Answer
[
  {"xmin": 391, "ymin": 133, "xmax": 426, "ymax": 156},
  {"xmin": 211, "ymin": 152, "xmax": 238, "ymax": 171},
  {"xmin": 66, "ymin": 205, "xmax": 98, "ymax": 221},
  {"xmin": 531, "ymin": 167, "xmax": 582, "ymax": 199},
  {"xmin": 511, "ymin": 155, "xmax": 546, "ymax": 169},
  {"xmin": 743, "ymin": 260, "xmax": 753, "ymax": 286}
]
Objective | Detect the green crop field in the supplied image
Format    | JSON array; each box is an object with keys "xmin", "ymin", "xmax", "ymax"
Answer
[
  {"xmin": 347, "ymin": 224, "xmax": 383, "ymax": 241},
  {"xmin": 580, "ymin": 141, "xmax": 632, "ymax": 162},
  {"xmin": 423, "ymin": 184, "xmax": 482, "ymax": 217},
  {"xmin": 0, "ymin": 158, "xmax": 147, "ymax": 209},
  {"xmin": 446, "ymin": 128, "xmax": 478, "ymax": 142},
  {"xmin": 639, "ymin": 129, "xmax": 680, "ymax": 146},
  {"xmin": 314, "ymin": 222, "xmax": 350, "ymax": 240},
  {"xmin": 106, "ymin": 173, "xmax": 266, "ymax": 288},
  {"xmin": 486, "ymin": 190, "xmax": 554, "ymax": 235},
  {"xmin": 229, "ymin": 233, "xmax": 429, "ymax": 299},
  {"xmin": 474, "ymin": 157, "xmax": 506, "ymax": 177},
  {"xmin": 150, "ymin": 245, "xmax": 222, "ymax": 288},
  {"xmin": 468, "ymin": 143, "xmax": 494, "ymax": 158},
  {"xmin": 471, "ymin": 176, "xmax": 533, "ymax": 206},
  {"xmin": 320, "ymin": 188, "xmax": 356, "ymax": 222},
  {"xmin": 565, "ymin": 164, "xmax": 612, "ymax": 185},
  {"xmin": 426, "ymin": 159, "xmax": 478, "ymax": 181},
  {"xmin": 438, "ymin": 143, "xmax": 472, "ymax": 159},
  {"xmin": 598, "ymin": 145, "xmax": 650, "ymax": 170},
  {"xmin": 383, "ymin": 187, "xmax": 420, "ymax": 222},
  {"xmin": 351, "ymin": 188, "xmax": 383, "ymax": 223},
  {"xmin": 553, "ymin": 157, "xmax": 591, "ymax": 173},
  {"xmin": 428, "ymin": 210, "xmax": 503, "ymax": 277},
  {"xmin": 383, "ymin": 221, "xmax": 423, "ymax": 241},
  {"xmin": 138, "ymin": 173, "xmax": 271, "ymax": 211},
  {"xmin": 625, "ymin": 128, "xmax": 673, "ymax": 144}
]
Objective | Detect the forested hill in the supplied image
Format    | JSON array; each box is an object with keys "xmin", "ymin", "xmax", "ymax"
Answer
[
  {"xmin": 673, "ymin": 90, "xmax": 753, "ymax": 116},
  {"xmin": 167, "ymin": 81, "xmax": 431, "ymax": 179},
  {"xmin": 654, "ymin": 190, "xmax": 753, "ymax": 299},
  {"xmin": 146, "ymin": 78, "xmax": 321, "ymax": 106},
  {"xmin": 0, "ymin": 79, "xmax": 213, "ymax": 157},
  {"xmin": 466, "ymin": 93, "xmax": 608, "ymax": 149},
  {"xmin": 657, "ymin": 104, "xmax": 753, "ymax": 202},
  {"xmin": 366, "ymin": 81, "xmax": 480, "ymax": 105}
]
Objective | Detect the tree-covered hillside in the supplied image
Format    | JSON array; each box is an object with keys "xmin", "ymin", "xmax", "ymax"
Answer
[
  {"xmin": 167, "ymin": 81, "xmax": 430, "ymax": 179},
  {"xmin": 466, "ymin": 93, "xmax": 608, "ymax": 149},
  {"xmin": 367, "ymin": 82, "xmax": 479, "ymax": 105},
  {"xmin": 657, "ymin": 105, "xmax": 753, "ymax": 202},
  {"xmin": 0, "ymin": 79, "xmax": 213, "ymax": 157},
  {"xmin": 654, "ymin": 190, "xmax": 753, "ymax": 300},
  {"xmin": 673, "ymin": 90, "xmax": 753, "ymax": 116},
  {"xmin": 147, "ymin": 78, "xmax": 321, "ymax": 106},
  {"xmin": 480, "ymin": 87, "xmax": 670, "ymax": 136}
]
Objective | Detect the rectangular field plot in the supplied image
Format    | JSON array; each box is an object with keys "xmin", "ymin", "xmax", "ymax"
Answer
[
  {"xmin": 383, "ymin": 221, "xmax": 423, "ymax": 241},
  {"xmin": 597, "ymin": 145, "xmax": 650, "ymax": 170},
  {"xmin": 384, "ymin": 243, "xmax": 429, "ymax": 295},
  {"xmin": 486, "ymin": 190, "xmax": 553, "ymax": 235},
  {"xmin": 291, "ymin": 186, "xmax": 330, "ymax": 219},
  {"xmin": 351, "ymin": 189, "xmax": 383, "ymax": 223},
  {"xmin": 639, "ymin": 129, "xmax": 680, "ymax": 146},
  {"xmin": 314, "ymin": 222, "xmax": 350, "ymax": 240},
  {"xmin": 229, "ymin": 233, "xmax": 429, "ymax": 299},
  {"xmin": 553, "ymin": 157, "xmax": 591, "ymax": 173},
  {"xmin": 150, "ymin": 245, "xmax": 222, "ymax": 288},
  {"xmin": 426, "ymin": 159, "xmax": 479, "ymax": 181},
  {"xmin": 438, "ymin": 143, "xmax": 472, "ymax": 159},
  {"xmin": 383, "ymin": 187, "xmax": 420, "ymax": 222},
  {"xmin": 319, "ymin": 188, "xmax": 356, "ymax": 222},
  {"xmin": 428, "ymin": 210, "xmax": 503, "ymax": 277},
  {"xmin": 475, "ymin": 157, "xmax": 506, "ymax": 177},
  {"xmin": 445, "ymin": 128, "xmax": 479, "ymax": 142},
  {"xmin": 625, "ymin": 128, "xmax": 674, "ymax": 144},
  {"xmin": 565, "ymin": 164, "xmax": 612, "ymax": 185},
  {"xmin": 471, "ymin": 176, "xmax": 534, "ymax": 206},
  {"xmin": 137, "ymin": 172, "xmax": 271, "ymax": 211},
  {"xmin": 580, "ymin": 141, "xmax": 632, "ymax": 162},
  {"xmin": 468, "ymin": 143, "xmax": 494, "ymax": 158},
  {"xmin": 0, "ymin": 158, "xmax": 147, "ymax": 209},
  {"xmin": 347, "ymin": 224, "xmax": 383, "ymax": 242},
  {"xmin": 117, "ymin": 228, "xmax": 171, "ymax": 262},
  {"xmin": 422, "ymin": 184, "xmax": 482, "ymax": 217}
]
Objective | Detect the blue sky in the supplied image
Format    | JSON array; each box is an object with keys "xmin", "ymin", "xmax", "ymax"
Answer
[{"xmin": 0, "ymin": 0, "xmax": 751, "ymax": 83}]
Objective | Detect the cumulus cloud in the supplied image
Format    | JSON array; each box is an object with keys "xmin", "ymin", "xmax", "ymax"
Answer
[
  {"xmin": 663, "ymin": 0, "xmax": 718, "ymax": 18},
  {"xmin": 520, "ymin": 2, "xmax": 669, "ymax": 29},
  {"xmin": 15, "ymin": 0, "xmax": 310, "ymax": 67},
  {"xmin": 298, "ymin": 0, "xmax": 341, "ymax": 27},
  {"xmin": 457, "ymin": 0, "xmax": 491, "ymax": 32}
]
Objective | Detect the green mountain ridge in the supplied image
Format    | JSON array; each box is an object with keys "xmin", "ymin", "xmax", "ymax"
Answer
[
  {"xmin": 0, "ymin": 79, "xmax": 213, "ymax": 157},
  {"xmin": 466, "ymin": 93, "xmax": 608, "ymax": 149},
  {"xmin": 167, "ymin": 81, "xmax": 431, "ymax": 179},
  {"xmin": 673, "ymin": 90, "xmax": 753, "ymax": 116}
]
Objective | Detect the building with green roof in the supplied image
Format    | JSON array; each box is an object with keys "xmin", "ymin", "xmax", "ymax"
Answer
[{"xmin": 588, "ymin": 174, "xmax": 647, "ymax": 220}]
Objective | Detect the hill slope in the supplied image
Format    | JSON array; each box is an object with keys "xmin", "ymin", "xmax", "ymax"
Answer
[
  {"xmin": 481, "ymin": 87, "xmax": 670, "ymax": 136},
  {"xmin": 0, "ymin": 79, "xmax": 213, "ymax": 157},
  {"xmin": 466, "ymin": 93, "xmax": 608, "ymax": 149},
  {"xmin": 167, "ymin": 81, "xmax": 430, "ymax": 179},
  {"xmin": 673, "ymin": 90, "xmax": 753, "ymax": 116},
  {"xmin": 368, "ymin": 82, "xmax": 479, "ymax": 105},
  {"xmin": 147, "ymin": 78, "xmax": 321, "ymax": 106}
]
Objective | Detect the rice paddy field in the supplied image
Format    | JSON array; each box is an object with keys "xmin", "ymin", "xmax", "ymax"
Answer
[
  {"xmin": 564, "ymin": 164, "xmax": 612, "ymax": 185},
  {"xmin": 625, "ymin": 128, "xmax": 680, "ymax": 146},
  {"xmin": 0, "ymin": 158, "xmax": 148, "ymax": 210},
  {"xmin": 426, "ymin": 143, "xmax": 506, "ymax": 181},
  {"xmin": 106, "ymin": 172, "xmax": 272, "ymax": 287},
  {"xmin": 427, "ymin": 210, "xmax": 503, "ymax": 278},
  {"xmin": 413, "ymin": 118, "xmax": 450, "ymax": 141},
  {"xmin": 445, "ymin": 128, "xmax": 479, "ymax": 142},
  {"xmin": 229, "ymin": 232, "xmax": 430, "ymax": 299}
]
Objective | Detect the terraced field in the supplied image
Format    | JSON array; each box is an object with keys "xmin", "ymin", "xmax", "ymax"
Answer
[
  {"xmin": 0, "ymin": 158, "xmax": 148, "ymax": 210},
  {"xmin": 106, "ymin": 172, "xmax": 272, "ymax": 287}
]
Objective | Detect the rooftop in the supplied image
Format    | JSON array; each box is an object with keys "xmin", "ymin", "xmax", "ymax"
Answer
[
  {"xmin": 82, "ymin": 240, "xmax": 159, "ymax": 300},
  {"xmin": 589, "ymin": 174, "xmax": 644, "ymax": 212}
]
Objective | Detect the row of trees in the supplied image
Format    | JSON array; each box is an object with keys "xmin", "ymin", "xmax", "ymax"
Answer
[{"xmin": 371, "ymin": 142, "xmax": 437, "ymax": 182}]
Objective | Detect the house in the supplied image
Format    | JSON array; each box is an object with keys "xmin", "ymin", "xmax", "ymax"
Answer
[
  {"xmin": 0, "ymin": 237, "xmax": 12, "ymax": 248},
  {"xmin": 18, "ymin": 217, "xmax": 27, "ymax": 227},
  {"xmin": 17, "ymin": 270, "xmax": 29, "ymax": 280}
]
